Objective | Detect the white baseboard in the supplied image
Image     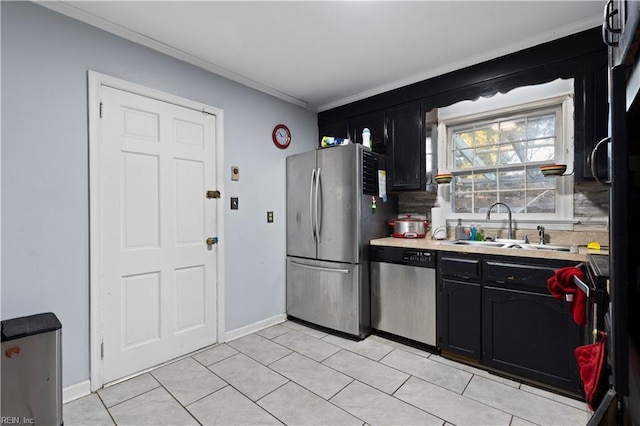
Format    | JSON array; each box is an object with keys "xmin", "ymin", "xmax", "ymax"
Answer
[
  {"xmin": 62, "ymin": 316, "xmax": 287, "ymax": 404},
  {"xmin": 63, "ymin": 379, "xmax": 91, "ymax": 404},
  {"xmin": 223, "ymin": 313, "xmax": 287, "ymax": 342}
]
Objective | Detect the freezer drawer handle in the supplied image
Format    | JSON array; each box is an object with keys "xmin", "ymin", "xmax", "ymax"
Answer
[{"xmin": 290, "ymin": 261, "xmax": 350, "ymax": 274}]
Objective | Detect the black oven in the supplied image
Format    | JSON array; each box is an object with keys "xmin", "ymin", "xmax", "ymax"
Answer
[
  {"xmin": 573, "ymin": 255, "xmax": 609, "ymax": 344},
  {"xmin": 586, "ymin": 254, "xmax": 610, "ymax": 342},
  {"xmin": 578, "ymin": 254, "xmax": 620, "ymax": 426}
]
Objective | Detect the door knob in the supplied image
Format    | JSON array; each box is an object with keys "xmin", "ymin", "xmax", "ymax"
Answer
[{"xmin": 206, "ymin": 237, "xmax": 218, "ymax": 246}]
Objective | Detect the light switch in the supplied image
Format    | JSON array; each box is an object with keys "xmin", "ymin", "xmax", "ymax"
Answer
[
  {"xmin": 267, "ymin": 211, "xmax": 274, "ymax": 223},
  {"xmin": 230, "ymin": 197, "xmax": 239, "ymax": 210},
  {"xmin": 231, "ymin": 166, "xmax": 240, "ymax": 181}
]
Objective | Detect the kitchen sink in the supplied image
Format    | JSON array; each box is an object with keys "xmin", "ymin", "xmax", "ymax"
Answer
[
  {"xmin": 509, "ymin": 243, "xmax": 575, "ymax": 252},
  {"xmin": 442, "ymin": 240, "xmax": 576, "ymax": 252},
  {"xmin": 442, "ymin": 240, "xmax": 508, "ymax": 248}
]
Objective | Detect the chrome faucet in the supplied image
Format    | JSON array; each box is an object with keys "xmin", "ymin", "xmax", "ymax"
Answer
[
  {"xmin": 486, "ymin": 202, "xmax": 514, "ymax": 240},
  {"xmin": 537, "ymin": 225, "xmax": 545, "ymax": 245}
]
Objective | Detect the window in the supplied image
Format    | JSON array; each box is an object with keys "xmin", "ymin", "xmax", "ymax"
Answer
[{"xmin": 437, "ymin": 82, "xmax": 574, "ymax": 222}]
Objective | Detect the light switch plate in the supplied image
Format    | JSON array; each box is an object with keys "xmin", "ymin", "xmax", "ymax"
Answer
[
  {"xmin": 230, "ymin": 197, "xmax": 239, "ymax": 210},
  {"xmin": 267, "ymin": 211, "xmax": 274, "ymax": 223},
  {"xmin": 231, "ymin": 166, "xmax": 240, "ymax": 181}
]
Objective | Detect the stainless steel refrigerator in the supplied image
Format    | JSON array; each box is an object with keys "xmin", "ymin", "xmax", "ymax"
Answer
[{"xmin": 286, "ymin": 144, "xmax": 397, "ymax": 338}]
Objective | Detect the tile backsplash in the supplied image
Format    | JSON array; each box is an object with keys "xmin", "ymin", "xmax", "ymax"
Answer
[{"xmin": 397, "ymin": 182, "xmax": 609, "ymax": 243}]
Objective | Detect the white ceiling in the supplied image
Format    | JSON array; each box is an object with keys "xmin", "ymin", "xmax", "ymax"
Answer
[{"xmin": 41, "ymin": 1, "xmax": 604, "ymax": 112}]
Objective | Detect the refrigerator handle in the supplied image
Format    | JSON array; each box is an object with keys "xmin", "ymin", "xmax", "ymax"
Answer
[
  {"xmin": 315, "ymin": 167, "xmax": 322, "ymax": 242},
  {"xmin": 310, "ymin": 168, "xmax": 317, "ymax": 242}
]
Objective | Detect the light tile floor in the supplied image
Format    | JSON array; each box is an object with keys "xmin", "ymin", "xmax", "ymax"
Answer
[{"xmin": 64, "ymin": 320, "xmax": 593, "ymax": 426}]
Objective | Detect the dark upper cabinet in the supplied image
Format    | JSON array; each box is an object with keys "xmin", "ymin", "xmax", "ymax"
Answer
[
  {"xmin": 318, "ymin": 120, "xmax": 349, "ymax": 146},
  {"xmin": 575, "ymin": 52, "xmax": 609, "ymax": 182},
  {"xmin": 318, "ymin": 28, "xmax": 608, "ymax": 186},
  {"xmin": 317, "ymin": 107, "xmax": 424, "ymax": 192},
  {"xmin": 604, "ymin": 0, "xmax": 640, "ymax": 67},
  {"xmin": 349, "ymin": 112, "xmax": 386, "ymax": 154},
  {"xmin": 385, "ymin": 102, "xmax": 424, "ymax": 191}
]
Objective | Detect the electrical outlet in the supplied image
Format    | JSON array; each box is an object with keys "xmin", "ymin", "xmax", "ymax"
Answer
[
  {"xmin": 230, "ymin": 197, "xmax": 239, "ymax": 210},
  {"xmin": 231, "ymin": 166, "xmax": 240, "ymax": 181},
  {"xmin": 267, "ymin": 211, "xmax": 274, "ymax": 223}
]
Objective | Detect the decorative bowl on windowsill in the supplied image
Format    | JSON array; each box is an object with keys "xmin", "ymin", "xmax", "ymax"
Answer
[
  {"xmin": 434, "ymin": 173, "xmax": 453, "ymax": 184},
  {"xmin": 540, "ymin": 164, "xmax": 568, "ymax": 177}
]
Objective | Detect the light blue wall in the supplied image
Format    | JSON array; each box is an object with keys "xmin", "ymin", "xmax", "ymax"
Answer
[{"xmin": 1, "ymin": 1, "xmax": 317, "ymax": 388}]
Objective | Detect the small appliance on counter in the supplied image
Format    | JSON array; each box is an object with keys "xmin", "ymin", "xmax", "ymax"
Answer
[{"xmin": 388, "ymin": 215, "xmax": 430, "ymax": 238}]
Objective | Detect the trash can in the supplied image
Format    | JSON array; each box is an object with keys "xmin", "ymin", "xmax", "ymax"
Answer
[{"xmin": 1, "ymin": 312, "xmax": 62, "ymax": 426}]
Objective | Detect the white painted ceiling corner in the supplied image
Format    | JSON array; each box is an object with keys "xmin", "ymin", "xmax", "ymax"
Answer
[{"xmin": 38, "ymin": 1, "xmax": 603, "ymax": 112}]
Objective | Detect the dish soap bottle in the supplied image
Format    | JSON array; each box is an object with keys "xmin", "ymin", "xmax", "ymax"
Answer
[{"xmin": 455, "ymin": 218, "xmax": 464, "ymax": 240}]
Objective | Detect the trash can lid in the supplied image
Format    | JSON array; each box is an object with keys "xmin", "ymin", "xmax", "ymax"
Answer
[{"xmin": 1, "ymin": 312, "xmax": 62, "ymax": 342}]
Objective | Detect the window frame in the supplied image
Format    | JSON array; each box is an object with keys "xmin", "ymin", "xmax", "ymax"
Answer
[{"xmin": 437, "ymin": 94, "xmax": 574, "ymax": 226}]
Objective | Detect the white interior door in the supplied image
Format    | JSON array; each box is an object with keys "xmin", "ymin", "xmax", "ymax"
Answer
[{"xmin": 99, "ymin": 86, "xmax": 218, "ymax": 384}]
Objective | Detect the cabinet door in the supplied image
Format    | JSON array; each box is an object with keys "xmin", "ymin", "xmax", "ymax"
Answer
[
  {"xmin": 349, "ymin": 111, "xmax": 385, "ymax": 154},
  {"xmin": 482, "ymin": 286, "xmax": 583, "ymax": 394},
  {"xmin": 438, "ymin": 278, "xmax": 481, "ymax": 360},
  {"xmin": 385, "ymin": 102, "xmax": 424, "ymax": 191},
  {"xmin": 575, "ymin": 52, "xmax": 609, "ymax": 182}
]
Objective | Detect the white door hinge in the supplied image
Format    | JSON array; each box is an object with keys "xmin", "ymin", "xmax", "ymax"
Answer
[
  {"xmin": 99, "ymin": 102, "xmax": 103, "ymax": 118},
  {"xmin": 101, "ymin": 342, "xmax": 104, "ymax": 359}
]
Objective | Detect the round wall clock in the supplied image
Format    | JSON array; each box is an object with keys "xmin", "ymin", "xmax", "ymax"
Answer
[{"xmin": 272, "ymin": 124, "xmax": 291, "ymax": 149}]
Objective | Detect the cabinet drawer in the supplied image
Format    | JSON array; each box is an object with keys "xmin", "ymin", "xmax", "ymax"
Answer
[
  {"xmin": 484, "ymin": 260, "xmax": 558, "ymax": 292},
  {"xmin": 440, "ymin": 256, "xmax": 481, "ymax": 280}
]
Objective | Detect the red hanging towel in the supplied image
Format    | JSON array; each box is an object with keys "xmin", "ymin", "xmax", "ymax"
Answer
[
  {"xmin": 575, "ymin": 333, "xmax": 608, "ymax": 411},
  {"xmin": 547, "ymin": 266, "xmax": 587, "ymax": 326}
]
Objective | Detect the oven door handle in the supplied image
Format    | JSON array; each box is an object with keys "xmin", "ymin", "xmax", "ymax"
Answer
[{"xmin": 573, "ymin": 275, "xmax": 591, "ymax": 297}]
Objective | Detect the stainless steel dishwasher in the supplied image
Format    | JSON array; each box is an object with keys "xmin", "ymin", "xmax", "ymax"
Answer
[{"xmin": 370, "ymin": 245, "xmax": 436, "ymax": 346}]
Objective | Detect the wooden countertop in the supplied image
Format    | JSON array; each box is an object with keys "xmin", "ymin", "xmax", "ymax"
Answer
[{"xmin": 370, "ymin": 237, "xmax": 608, "ymax": 262}]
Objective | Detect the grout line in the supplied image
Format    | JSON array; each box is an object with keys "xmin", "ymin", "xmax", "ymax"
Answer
[
  {"xmin": 94, "ymin": 390, "xmax": 119, "ymax": 425},
  {"xmin": 179, "ymin": 365, "xmax": 232, "ymax": 408},
  {"xmin": 90, "ymin": 322, "xmax": 589, "ymax": 425},
  {"xmin": 99, "ymin": 375, "xmax": 161, "ymax": 409},
  {"xmin": 191, "ymin": 344, "xmax": 240, "ymax": 368},
  {"xmin": 152, "ymin": 380, "xmax": 204, "ymax": 426}
]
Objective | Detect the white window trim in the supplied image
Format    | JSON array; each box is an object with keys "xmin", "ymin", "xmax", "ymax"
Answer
[{"xmin": 436, "ymin": 94, "xmax": 575, "ymax": 229}]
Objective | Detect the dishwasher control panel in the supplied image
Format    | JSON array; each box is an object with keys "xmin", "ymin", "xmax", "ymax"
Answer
[
  {"xmin": 402, "ymin": 249, "xmax": 434, "ymax": 265},
  {"xmin": 370, "ymin": 246, "xmax": 436, "ymax": 268}
]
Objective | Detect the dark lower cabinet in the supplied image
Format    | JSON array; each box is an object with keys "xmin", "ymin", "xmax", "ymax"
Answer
[
  {"xmin": 438, "ymin": 254, "xmax": 482, "ymax": 360},
  {"xmin": 437, "ymin": 252, "xmax": 584, "ymax": 396},
  {"xmin": 438, "ymin": 278, "xmax": 481, "ymax": 360},
  {"xmin": 483, "ymin": 285, "xmax": 583, "ymax": 394}
]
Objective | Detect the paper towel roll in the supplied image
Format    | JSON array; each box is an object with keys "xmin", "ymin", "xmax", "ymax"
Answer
[{"xmin": 430, "ymin": 207, "xmax": 447, "ymax": 240}]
